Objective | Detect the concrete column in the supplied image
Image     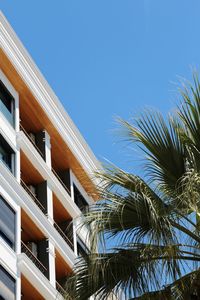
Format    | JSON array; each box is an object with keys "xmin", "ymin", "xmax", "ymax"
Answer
[
  {"xmin": 48, "ymin": 239, "xmax": 56, "ymax": 288},
  {"xmin": 15, "ymin": 91, "xmax": 20, "ymax": 133},
  {"xmin": 14, "ymin": 89, "xmax": 20, "ymax": 181},
  {"xmin": 16, "ymin": 206, "xmax": 21, "ymax": 300},
  {"xmin": 73, "ymin": 221, "xmax": 78, "ymax": 256},
  {"xmin": 46, "ymin": 182, "xmax": 54, "ymax": 225},
  {"xmin": 44, "ymin": 130, "xmax": 51, "ymax": 168},
  {"xmin": 16, "ymin": 206, "xmax": 21, "ymax": 255},
  {"xmin": 15, "ymin": 87, "xmax": 20, "ymax": 183},
  {"xmin": 69, "ymin": 169, "xmax": 74, "ymax": 202},
  {"xmin": 69, "ymin": 170, "xmax": 77, "ymax": 255},
  {"xmin": 15, "ymin": 145, "xmax": 20, "ymax": 183},
  {"xmin": 16, "ymin": 270, "xmax": 21, "ymax": 300}
]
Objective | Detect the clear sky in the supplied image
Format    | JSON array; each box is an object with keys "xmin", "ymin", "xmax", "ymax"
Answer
[{"xmin": 1, "ymin": 1, "xmax": 200, "ymax": 173}]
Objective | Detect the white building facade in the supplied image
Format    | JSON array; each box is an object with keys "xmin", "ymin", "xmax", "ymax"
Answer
[{"xmin": 0, "ymin": 11, "xmax": 100, "ymax": 300}]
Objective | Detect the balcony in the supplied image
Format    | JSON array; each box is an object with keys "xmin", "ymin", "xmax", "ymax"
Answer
[
  {"xmin": 20, "ymin": 124, "xmax": 45, "ymax": 160},
  {"xmin": 56, "ymin": 281, "xmax": 67, "ymax": 298},
  {"xmin": 21, "ymin": 275, "xmax": 45, "ymax": 300},
  {"xmin": 52, "ymin": 168, "xmax": 71, "ymax": 195},
  {"xmin": 21, "ymin": 210, "xmax": 49, "ymax": 279},
  {"xmin": 21, "ymin": 179, "xmax": 46, "ymax": 214},
  {"xmin": 20, "ymin": 151, "xmax": 48, "ymax": 215},
  {"xmin": 53, "ymin": 193, "xmax": 74, "ymax": 251},
  {"xmin": 55, "ymin": 249, "xmax": 72, "ymax": 297},
  {"xmin": 21, "ymin": 178, "xmax": 74, "ymax": 252},
  {"xmin": 54, "ymin": 221, "xmax": 74, "ymax": 251},
  {"xmin": 74, "ymin": 184, "xmax": 89, "ymax": 213},
  {"xmin": 21, "ymin": 241, "xmax": 47, "ymax": 276},
  {"xmin": 56, "ymin": 281, "xmax": 73, "ymax": 299}
]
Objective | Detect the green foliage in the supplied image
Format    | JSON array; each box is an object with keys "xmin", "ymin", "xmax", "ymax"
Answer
[{"xmin": 63, "ymin": 74, "xmax": 200, "ymax": 300}]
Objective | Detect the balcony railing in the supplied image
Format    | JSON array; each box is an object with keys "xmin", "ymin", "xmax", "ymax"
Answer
[
  {"xmin": 54, "ymin": 221, "xmax": 74, "ymax": 251},
  {"xmin": 52, "ymin": 168, "xmax": 71, "ymax": 195},
  {"xmin": 56, "ymin": 281, "xmax": 73, "ymax": 300},
  {"xmin": 21, "ymin": 179, "xmax": 46, "ymax": 214},
  {"xmin": 21, "ymin": 241, "xmax": 47, "ymax": 276},
  {"xmin": 56, "ymin": 281, "xmax": 67, "ymax": 297},
  {"xmin": 21, "ymin": 179, "xmax": 74, "ymax": 251},
  {"xmin": 20, "ymin": 124, "xmax": 45, "ymax": 159}
]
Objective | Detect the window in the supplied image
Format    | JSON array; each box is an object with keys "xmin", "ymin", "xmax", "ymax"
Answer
[
  {"xmin": 0, "ymin": 80, "xmax": 15, "ymax": 127},
  {"xmin": 0, "ymin": 196, "xmax": 16, "ymax": 250},
  {"xmin": 0, "ymin": 266, "xmax": 16, "ymax": 300},
  {"xmin": 0, "ymin": 134, "xmax": 15, "ymax": 174},
  {"xmin": 74, "ymin": 185, "xmax": 89, "ymax": 213}
]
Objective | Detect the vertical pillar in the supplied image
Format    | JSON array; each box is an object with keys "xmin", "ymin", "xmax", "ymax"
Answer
[
  {"xmin": 16, "ymin": 206, "xmax": 21, "ymax": 255},
  {"xmin": 44, "ymin": 130, "xmax": 51, "ymax": 168},
  {"xmin": 14, "ymin": 86, "xmax": 20, "ymax": 183},
  {"xmin": 46, "ymin": 182, "xmax": 56, "ymax": 286},
  {"xmin": 15, "ymin": 146, "xmax": 20, "ymax": 183},
  {"xmin": 70, "ymin": 170, "xmax": 77, "ymax": 255},
  {"xmin": 48, "ymin": 239, "xmax": 56, "ymax": 288},
  {"xmin": 16, "ymin": 205, "xmax": 21, "ymax": 300},
  {"xmin": 15, "ymin": 92, "xmax": 20, "ymax": 133},
  {"xmin": 16, "ymin": 270, "xmax": 21, "ymax": 300},
  {"xmin": 14, "ymin": 85, "xmax": 20, "ymax": 184},
  {"xmin": 46, "ymin": 182, "xmax": 54, "ymax": 225},
  {"xmin": 15, "ymin": 99, "xmax": 21, "ymax": 300},
  {"xmin": 41, "ymin": 128, "xmax": 55, "ymax": 286},
  {"xmin": 73, "ymin": 220, "xmax": 78, "ymax": 256}
]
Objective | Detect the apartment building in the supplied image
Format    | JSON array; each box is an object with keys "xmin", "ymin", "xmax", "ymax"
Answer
[{"xmin": 0, "ymin": 12, "xmax": 100, "ymax": 300}]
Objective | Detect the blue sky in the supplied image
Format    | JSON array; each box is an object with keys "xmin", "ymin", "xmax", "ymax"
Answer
[{"xmin": 1, "ymin": 1, "xmax": 200, "ymax": 173}]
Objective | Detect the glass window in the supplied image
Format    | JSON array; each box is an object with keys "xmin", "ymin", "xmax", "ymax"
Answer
[
  {"xmin": 0, "ymin": 134, "xmax": 15, "ymax": 174},
  {"xmin": 0, "ymin": 266, "xmax": 16, "ymax": 300},
  {"xmin": 0, "ymin": 80, "xmax": 15, "ymax": 127},
  {"xmin": 0, "ymin": 196, "xmax": 16, "ymax": 250},
  {"xmin": 74, "ymin": 185, "xmax": 89, "ymax": 213}
]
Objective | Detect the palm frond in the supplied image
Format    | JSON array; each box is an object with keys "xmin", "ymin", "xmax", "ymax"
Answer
[
  {"xmin": 65, "ymin": 73, "xmax": 200, "ymax": 300},
  {"xmin": 133, "ymin": 268, "xmax": 200, "ymax": 300},
  {"xmin": 178, "ymin": 73, "xmax": 200, "ymax": 171},
  {"xmin": 83, "ymin": 166, "xmax": 176, "ymax": 249},
  {"xmin": 64, "ymin": 243, "xmax": 200, "ymax": 300},
  {"xmin": 118, "ymin": 112, "xmax": 186, "ymax": 196}
]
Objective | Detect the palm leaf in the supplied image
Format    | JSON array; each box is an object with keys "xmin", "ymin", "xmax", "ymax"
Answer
[
  {"xmin": 64, "ymin": 74, "xmax": 200, "ymax": 300},
  {"xmin": 133, "ymin": 268, "xmax": 200, "ymax": 300},
  {"xmin": 64, "ymin": 243, "xmax": 200, "ymax": 300},
  {"xmin": 84, "ymin": 166, "xmax": 175, "ymax": 249},
  {"xmin": 118, "ymin": 113, "xmax": 186, "ymax": 196}
]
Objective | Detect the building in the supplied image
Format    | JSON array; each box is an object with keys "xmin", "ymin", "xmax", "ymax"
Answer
[{"xmin": 0, "ymin": 11, "xmax": 101, "ymax": 300}]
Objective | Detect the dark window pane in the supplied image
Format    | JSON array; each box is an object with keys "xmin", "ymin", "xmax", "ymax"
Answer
[
  {"xmin": 0, "ymin": 266, "xmax": 16, "ymax": 300},
  {"xmin": 0, "ymin": 196, "xmax": 15, "ymax": 250},
  {"xmin": 74, "ymin": 185, "xmax": 89, "ymax": 213},
  {"xmin": 0, "ymin": 135, "xmax": 15, "ymax": 173},
  {"xmin": 0, "ymin": 81, "xmax": 14, "ymax": 126}
]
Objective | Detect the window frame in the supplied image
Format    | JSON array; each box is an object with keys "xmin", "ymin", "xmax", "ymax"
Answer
[
  {"xmin": 0, "ymin": 194, "xmax": 16, "ymax": 251},
  {"xmin": 0, "ymin": 70, "xmax": 19, "ymax": 131},
  {"xmin": 0, "ymin": 133, "xmax": 16, "ymax": 175},
  {"xmin": 0, "ymin": 265, "xmax": 16, "ymax": 300}
]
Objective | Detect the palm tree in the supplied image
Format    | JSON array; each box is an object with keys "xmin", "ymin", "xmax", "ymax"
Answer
[{"xmin": 64, "ymin": 75, "xmax": 200, "ymax": 300}]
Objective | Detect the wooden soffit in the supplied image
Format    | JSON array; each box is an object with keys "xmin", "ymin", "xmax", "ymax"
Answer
[{"xmin": 0, "ymin": 49, "xmax": 97, "ymax": 198}]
